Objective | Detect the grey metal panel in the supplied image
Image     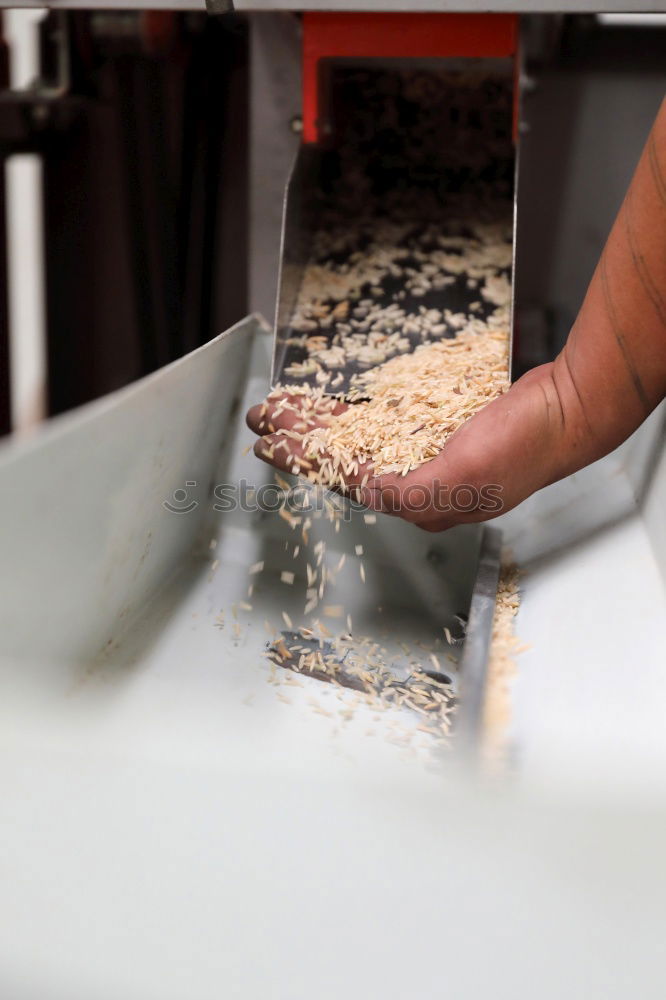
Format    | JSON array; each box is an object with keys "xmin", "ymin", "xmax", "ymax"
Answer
[
  {"xmin": 0, "ymin": 314, "xmax": 258, "ymax": 664},
  {"xmin": 249, "ymin": 13, "xmax": 301, "ymax": 322}
]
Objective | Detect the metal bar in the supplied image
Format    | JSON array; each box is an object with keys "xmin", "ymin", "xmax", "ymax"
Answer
[
  {"xmin": 244, "ymin": 1, "xmax": 666, "ymax": 9},
  {"xmin": 455, "ymin": 524, "xmax": 502, "ymax": 747},
  {"xmin": 0, "ymin": 16, "xmax": 9, "ymax": 435},
  {"xmin": 0, "ymin": 1, "xmax": 663, "ymax": 12},
  {"xmin": 509, "ymin": 24, "xmax": 524, "ymax": 381},
  {"xmin": 0, "ymin": 166, "xmax": 9, "ymax": 436}
]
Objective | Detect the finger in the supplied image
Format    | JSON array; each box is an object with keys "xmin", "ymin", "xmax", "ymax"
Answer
[
  {"xmin": 356, "ymin": 480, "xmax": 392, "ymax": 514},
  {"xmin": 254, "ymin": 431, "xmax": 334, "ymax": 480},
  {"xmin": 253, "ymin": 432, "xmax": 309, "ymax": 475},
  {"xmin": 357, "ymin": 469, "xmax": 461, "ymax": 524},
  {"xmin": 357, "ymin": 473, "xmax": 415, "ymax": 517},
  {"xmin": 254, "ymin": 430, "xmax": 380, "ymax": 504},
  {"xmin": 325, "ymin": 459, "xmax": 376, "ymax": 502},
  {"xmin": 246, "ymin": 394, "xmax": 347, "ymax": 436},
  {"xmin": 357, "ymin": 439, "xmax": 508, "ymax": 529},
  {"xmin": 246, "ymin": 396, "xmax": 307, "ymax": 436}
]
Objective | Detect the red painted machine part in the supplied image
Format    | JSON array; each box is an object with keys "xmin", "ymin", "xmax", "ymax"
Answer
[{"xmin": 302, "ymin": 12, "xmax": 519, "ymax": 144}]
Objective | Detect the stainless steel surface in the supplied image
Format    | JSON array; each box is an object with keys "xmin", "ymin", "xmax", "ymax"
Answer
[
  {"xmin": 1, "ymin": 324, "xmax": 666, "ymax": 1000},
  {"xmin": 271, "ymin": 144, "xmax": 320, "ymax": 387},
  {"xmin": 0, "ymin": 314, "xmax": 258, "ymax": 664},
  {"xmin": 0, "ymin": 307, "xmax": 483, "ymax": 725},
  {"xmin": 455, "ymin": 525, "xmax": 502, "ymax": 746}
]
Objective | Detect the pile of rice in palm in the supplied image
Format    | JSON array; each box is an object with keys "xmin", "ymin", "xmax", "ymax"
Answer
[{"xmin": 268, "ymin": 325, "xmax": 509, "ymax": 486}]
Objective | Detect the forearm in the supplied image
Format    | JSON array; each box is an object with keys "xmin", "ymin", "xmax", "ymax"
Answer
[{"xmin": 550, "ymin": 96, "xmax": 666, "ymax": 475}]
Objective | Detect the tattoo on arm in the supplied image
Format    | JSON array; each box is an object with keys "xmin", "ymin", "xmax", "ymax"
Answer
[
  {"xmin": 623, "ymin": 188, "xmax": 666, "ymax": 328},
  {"xmin": 560, "ymin": 345, "xmax": 595, "ymax": 437},
  {"xmin": 648, "ymin": 130, "xmax": 666, "ymax": 211},
  {"xmin": 599, "ymin": 250, "xmax": 652, "ymax": 414}
]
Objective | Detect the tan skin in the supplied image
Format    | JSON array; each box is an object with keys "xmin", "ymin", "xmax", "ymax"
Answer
[{"xmin": 247, "ymin": 100, "xmax": 666, "ymax": 532}]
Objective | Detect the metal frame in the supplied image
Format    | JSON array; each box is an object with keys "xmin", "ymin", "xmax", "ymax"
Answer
[{"xmin": 1, "ymin": 2, "xmax": 664, "ymax": 11}]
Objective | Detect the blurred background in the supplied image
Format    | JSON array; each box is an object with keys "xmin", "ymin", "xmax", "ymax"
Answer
[{"xmin": 0, "ymin": 8, "xmax": 249, "ymax": 434}]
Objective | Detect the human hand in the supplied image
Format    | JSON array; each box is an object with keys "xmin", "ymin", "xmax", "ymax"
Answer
[{"xmin": 246, "ymin": 359, "xmax": 588, "ymax": 532}]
